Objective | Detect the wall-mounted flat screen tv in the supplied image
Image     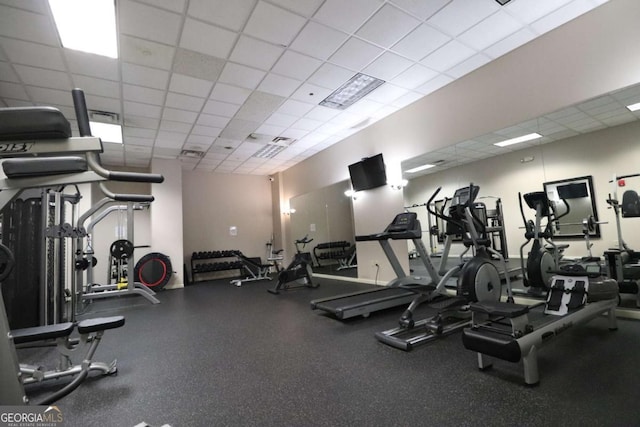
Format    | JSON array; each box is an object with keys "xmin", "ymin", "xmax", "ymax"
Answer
[{"xmin": 348, "ymin": 153, "xmax": 387, "ymax": 191}]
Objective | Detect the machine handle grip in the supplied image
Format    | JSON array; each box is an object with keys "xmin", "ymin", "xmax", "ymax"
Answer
[{"xmin": 99, "ymin": 183, "xmax": 155, "ymax": 202}]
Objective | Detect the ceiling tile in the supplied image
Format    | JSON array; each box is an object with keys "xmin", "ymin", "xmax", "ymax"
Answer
[
  {"xmin": 428, "ymin": 0, "xmax": 499, "ymax": 36},
  {"xmin": 421, "ymin": 40, "xmax": 476, "ymax": 73},
  {"xmin": 446, "ymin": 53, "xmax": 491, "ymax": 79},
  {"xmin": 291, "ymin": 117, "xmax": 323, "ymax": 131},
  {"xmin": 210, "ymin": 83, "xmax": 252, "ymax": 105},
  {"xmin": 159, "ymin": 120, "xmax": 192, "ymax": 133},
  {"xmin": 135, "ymin": 0, "xmax": 186, "ymax": 13},
  {"xmin": 0, "ymin": 81, "xmax": 29, "ymax": 100},
  {"xmin": 308, "ymin": 63, "xmax": 354, "ymax": 89},
  {"xmin": 290, "ymin": 83, "xmax": 332, "ymax": 104},
  {"xmin": 268, "ymin": 0, "xmax": 323, "ymax": 17},
  {"xmin": 64, "ymin": 50, "xmax": 119, "ymax": 80},
  {"xmin": 414, "ymin": 74, "xmax": 453, "ymax": 95},
  {"xmin": 203, "ymin": 99, "xmax": 242, "ymax": 117},
  {"xmin": 265, "ymin": 112, "xmax": 298, "ymax": 127},
  {"xmin": 197, "ymin": 114, "xmax": 230, "ymax": 128},
  {"xmin": 483, "ymin": 27, "xmax": 536, "ymax": 59},
  {"xmin": 234, "ymin": 91, "xmax": 285, "ymax": 122},
  {"xmin": 363, "ymin": 51, "xmax": 413, "ymax": 81},
  {"xmin": 457, "ymin": 11, "xmax": 521, "ymax": 51},
  {"xmin": 186, "ymin": 134, "xmax": 214, "ymax": 145},
  {"xmin": 124, "ymin": 100, "xmax": 162, "ymax": 119},
  {"xmin": 172, "ymin": 48, "xmax": 225, "ymax": 82},
  {"xmin": 187, "ymin": 0, "xmax": 256, "ymax": 32},
  {"xmin": 0, "ymin": 6, "xmax": 58, "ymax": 45},
  {"xmin": 289, "ymin": 21, "xmax": 348, "ymax": 60},
  {"xmin": 165, "ymin": 92, "xmax": 206, "ymax": 111},
  {"xmin": 162, "ymin": 107, "xmax": 198, "ymax": 123},
  {"xmin": 218, "ymin": 63, "xmax": 266, "ymax": 90},
  {"xmin": 1, "ymin": 38, "xmax": 65, "ymax": 70},
  {"xmin": 390, "ymin": 90, "xmax": 423, "ymax": 108},
  {"xmin": 169, "ymin": 73, "xmax": 214, "ymax": 97},
  {"xmin": 14, "ymin": 64, "xmax": 71, "ymax": 90},
  {"xmin": 276, "ymin": 99, "xmax": 315, "ymax": 117},
  {"xmin": 192, "ymin": 125, "xmax": 223, "ymax": 137},
  {"xmin": 179, "ymin": 18, "xmax": 238, "ymax": 59},
  {"xmin": 271, "ymin": 50, "xmax": 322, "ymax": 81},
  {"xmin": 26, "ymin": 86, "xmax": 74, "ymax": 106},
  {"xmin": 531, "ymin": 0, "xmax": 595, "ymax": 35},
  {"xmin": 329, "ymin": 37, "xmax": 383, "ymax": 71},
  {"xmin": 0, "ymin": 61, "xmax": 19, "ymax": 83},
  {"xmin": 391, "ymin": 64, "xmax": 438, "ymax": 89},
  {"xmin": 229, "ymin": 35, "xmax": 285, "ymax": 70},
  {"xmin": 389, "ymin": 0, "xmax": 451, "ymax": 20},
  {"xmin": 356, "ymin": 4, "xmax": 420, "ymax": 48},
  {"xmin": 391, "ymin": 24, "xmax": 451, "ymax": 62},
  {"xmin": 305, "ymin": 105, "xmax": 341, "ymax": 121},
  {"xmin": 124, "ymin": 115, "xmax": 160, "ymax": 129},
  {"xmin": 256, "ymin": 123, "xmax": 286, "ymax": 136},
  {"xmin": 244, "ymin": 1, "xmax": 307, "ymax": 46},
  {"xmin": 72, "ymin": 74, "xmax": 121, "ymax": 98},
  {"xmin": 505, "ymin": 0, "xmax": 572, "ymax": 25},
  {"xmin": 123, "ymin": 84, "xmax": 166, "ymax": 106},
  {"xmin": 122, "ymin": 63, "xmax": 170, "ymax": 90},
  {"xmin": 364, "ymin": 83, "xmax": 408, "ymax": 104},
  {"xmin": 119, "ymin": 0, "xmax": 182, "ymax": 45},
  {"xmin": 257, "ymin": 73, "xmax": 302, "ymax": 97},
  {"xmin": 120, "ymin": 35, "xmax": 175, "ymax": 70},
  {"xmin": 313, "ymin": 0, "xmax": 384, "ymax": 34}
]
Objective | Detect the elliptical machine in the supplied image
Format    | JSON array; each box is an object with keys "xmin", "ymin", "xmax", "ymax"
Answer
[
  {"xmin": 376, "ymin": 184, "xmax": 513, "ymax": 351},
  {"xmin": 519, "ymin": 191, "xmax": 570, "ymax": 291},
  {"xmin": 268, "ymin": 235, "xmax": 318, "ymax": 294}
]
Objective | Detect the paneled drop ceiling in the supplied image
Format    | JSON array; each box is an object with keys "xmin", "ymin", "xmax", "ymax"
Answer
[{"xmin": 0, "ymin": 0, "xmax": 609, "ymax": 175}]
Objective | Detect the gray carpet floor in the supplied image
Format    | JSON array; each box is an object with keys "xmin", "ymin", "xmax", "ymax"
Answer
[{"xmin": 18, "ymin": 276, "xmax": 640, "ymax": 427}]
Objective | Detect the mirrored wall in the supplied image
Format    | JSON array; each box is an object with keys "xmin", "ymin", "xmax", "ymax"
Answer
[{"xmin": 289, "ymin": 180, "xmax": 357, "ymax": 277}]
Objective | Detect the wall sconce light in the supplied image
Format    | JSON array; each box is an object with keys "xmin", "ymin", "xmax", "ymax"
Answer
[
  {"xmin": 389, "ymin": 179, "xmax": 408, "ymax": 190},
  {"xmin": 282, "ymin": 208, "xmax": 296, "ymax": 215},
  {"xmin": 344, "ymin": 189, "xmax": 358, "ymax": 200}
]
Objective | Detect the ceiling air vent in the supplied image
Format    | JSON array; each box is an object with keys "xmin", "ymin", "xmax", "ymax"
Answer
[
  {"xmin": 180, "ymin": 149, "xmax": 205, "ymax": 159},
  {"xmin": 252, "ymin": 135, "xmax": 296, "ymax": 159},
  {"xmin": 89, "ymin": 110, "xmax": 119, "ymax": 124}
]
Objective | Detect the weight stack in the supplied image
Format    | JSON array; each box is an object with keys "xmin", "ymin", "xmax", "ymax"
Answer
[{"xmin": 1, "ymin": 197, "xmax": 43, "ymax": 329}]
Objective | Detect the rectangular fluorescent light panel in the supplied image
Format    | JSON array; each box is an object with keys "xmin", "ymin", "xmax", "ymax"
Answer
[
  {"xmin": 49, "ymin": 0, "xmax": 118, "ymax": 58},
  {"xmin": 494, "ymin": 132, "xmax": 542, "ymax": 147},
  {"xmin": 627, "ymin": 102, "xmax": 640, "ymax": 112},
  {"xmin": 90, "ymin": 121, "xmax": 123, "ymax": 144},
  {"xmin": 405, "ymin": 164, "xmax": 436, "ymax": 173},
  {"xmin": 320, "ymin": 73, "xmax": 385, "ymax": 110},
  {"xmin": 254, "ymin": 144, "xmax": 286, "ymax": 159}
]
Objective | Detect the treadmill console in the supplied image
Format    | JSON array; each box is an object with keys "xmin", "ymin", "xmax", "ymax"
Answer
[{"xmin": 385, "ymin": 212, "xmax": 418, "ymax": 233}]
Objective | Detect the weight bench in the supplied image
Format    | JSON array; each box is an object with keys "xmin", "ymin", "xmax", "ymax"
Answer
[
  {"xmin": 230, "ymin": 251, "xmax": 272, "ymax": 286},
  {"xmin": 12, "ymin": 316, "xmax": 125, "ymax": 405},
  {"xmin": 0, "ymin": 89, "xmax": 163, "ymax": 405}
]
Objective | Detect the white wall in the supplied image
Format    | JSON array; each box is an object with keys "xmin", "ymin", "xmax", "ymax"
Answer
[
  {"xmin": 277, "ymin": 0, "xmax": 640, "ymax": 282},
  {"xmin": 182, "ymin": 170, "xmax": 273, "ymax": 269},
  {"xmin": 151, "ymin": 158, "xmax": 184, "ymax": 288},
  {"xmin": 405, "ymin": 120, "xmax": 640, "ymax": 260}
]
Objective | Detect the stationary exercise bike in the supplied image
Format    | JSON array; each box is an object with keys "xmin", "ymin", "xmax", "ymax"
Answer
[
  {"xmin": 268, "ymin": 235, "xmax": 318, "ymax": 294},
  {"xmin": 519, "ymin": 191, "xmax": 570, "ymax": 290}
]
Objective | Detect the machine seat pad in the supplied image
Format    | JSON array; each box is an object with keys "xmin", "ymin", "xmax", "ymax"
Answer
[
  {"xmin": 77, "ymin": 316, "xmax": 125, "ymax": 334},
  {"xmin": 462, "ymin": 327, "xmax": 522, "ymax": 363},
  {"xmin": 11, "ymin": 322, "xmax": 74, "ymax": 345},
  {"xmin": 2, "ymin": 156, "xmax": 87, "ymax": 179},
  {"xmin": 469, "ymin": 300, "xmax": 529, "ymax": 318},
  {"xmin": 0, "ymin": 107, "xmax": 71, "ymax": 141}
]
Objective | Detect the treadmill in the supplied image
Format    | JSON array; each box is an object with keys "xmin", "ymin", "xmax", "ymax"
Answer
[{"xmin": 310, "ymin": 212, "xmax": 438, "ymax": 319}]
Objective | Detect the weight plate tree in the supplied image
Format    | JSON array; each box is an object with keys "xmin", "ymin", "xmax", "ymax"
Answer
[{"xmin": 134, "ymin": 252, "xmax": 172, "ymax": 291}]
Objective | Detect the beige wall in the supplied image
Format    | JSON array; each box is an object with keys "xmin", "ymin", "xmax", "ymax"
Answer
[
  {"xmin": 277, "ymin": 0, "xmax": 640, "ymax": 283},
  {"xmin": 182, "ymin": 171, "xmax": 273, "ymax": 267},
  {"xmin": 405, "ymin": 120, "xmax": 640, "ymax": 260}
]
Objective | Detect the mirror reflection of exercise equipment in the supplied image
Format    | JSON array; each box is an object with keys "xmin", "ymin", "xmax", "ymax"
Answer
[{"xmin": 605, "ymin": 173, "xmax": 640, "ymax": 307}]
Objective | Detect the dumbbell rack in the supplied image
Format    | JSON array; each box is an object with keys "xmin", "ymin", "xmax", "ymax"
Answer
[{"xmin": 190, "ymin": 250, "xmax": 243, "ymax": 284}]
